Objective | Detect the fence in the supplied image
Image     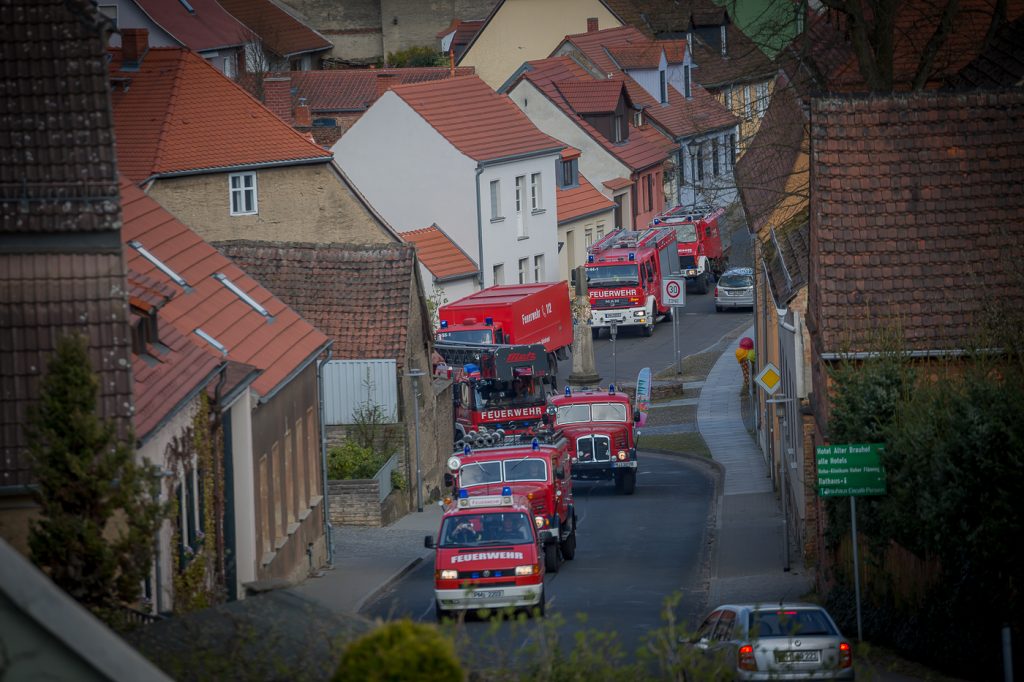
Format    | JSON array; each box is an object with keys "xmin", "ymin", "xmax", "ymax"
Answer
[
  {"xmin": 322, "ymin": 359, "xmax": 398, "ymax": 425},
  {"xmin": 374, "ymin": 453, "xmax": 398, "ymax": 503}
]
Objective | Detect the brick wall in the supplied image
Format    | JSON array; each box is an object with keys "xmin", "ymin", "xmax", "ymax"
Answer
[{"xmin": 329, "ymin": 479, "xmax": 382, "ymax": 526}]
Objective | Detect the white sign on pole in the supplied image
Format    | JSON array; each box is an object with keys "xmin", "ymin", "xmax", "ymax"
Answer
[{"xmin": 662, "ymin": 276, "xmax": 686, "ymax": 307}]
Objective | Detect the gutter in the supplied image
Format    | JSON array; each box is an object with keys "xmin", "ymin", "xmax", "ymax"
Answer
[
  {"xmin": 476, "ymin": 146, "xmax": 564, "ymax": 168},
  {"xmin": 475, "ymin": 164, "xmax": 485, "ymax": 286},
  {"xmin": 317, "ymin": 343, "xmax": 334, "ymax": 565},
  {"xmin": 140, "ymin": 156, "xmax": 330, "ymax": 186}
]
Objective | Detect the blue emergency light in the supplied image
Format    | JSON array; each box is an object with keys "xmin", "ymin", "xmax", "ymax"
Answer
[
  {"xmin": 565, "ymin": 386, "xmax": 571, "ymax": 396},
  {"xmin": 502, "ymin": 486, "xmax": 512, "ymax": 496},
  {"xmin": 609, "ymin": 384, "xmax": 615, "ymax": 394},
  {"xmin": 588, "ymin": 254, "xmax": 594, "ymax": 263},
  {"xmin": 463, "ymin": 444, "xmax": 471, "ymax": 456},
  {"xmin": 485, "ymin": 317, "xmax": 493, "ymax": 326},
  {"xmin": 440, "ymin": 320, "xmax": 448, "ymax": 328},
  {"xmin": 459, "ymin": 489, "xmax": 468, "ymax": 499},
  {"xmin": 628, "ymin": 252, "xmax": 635, "ymax": 261},
  {"xmin": 532, "ymin": 438, "xmax": 539, "ymax": 451}
]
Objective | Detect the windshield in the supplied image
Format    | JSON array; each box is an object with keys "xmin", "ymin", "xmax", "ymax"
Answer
[
  {"xmin": 474, "ymin": 378, "xmax": 545, "ymax": 409},
  {"xmin": 679, "ymin": 255, "xmax": 696, "ymax": 269},
  {"xmin": 673, "ymin": 224, "xmax": 697, "ymax": 243},
  {"xmin": 719, "ymin": 272, "xmax": 753, "ymax": 288},
  {"xmin": 556, "ymin": 402, "xmax": 627, "ymax": 424},
  {"xmin": 460, "ymin": 457, "xmax": 549, "ymax": 488},
  {"xmin": 437, "ymin": 329, "xmax": 494, "ymax": 344},
  {"xmin": 440, "ymin": 511, "xmax": 533, "ymax": 547},
  {"xmin": 586, "ymin": 264, "xmax": 639, "ymax": 286},
  {"xmin": 748, "ymin": 609, "xmax": 838, "ymax": 638}
]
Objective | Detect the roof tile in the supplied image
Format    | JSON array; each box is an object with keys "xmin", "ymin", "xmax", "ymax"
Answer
[
  {"xmin": 558, "ymin": 173, "xmax": 616, "ymax": 224},
  {"xmin": 129, "ymin": 0, "xmax": 253, "ymax": 51},
  {"xmin": 400, "ymin": 226, "xmax": 478, "ymax": 280},
  {"xmin": 217, "ymin": 0, "xmax": 332, "ymax": 57}
]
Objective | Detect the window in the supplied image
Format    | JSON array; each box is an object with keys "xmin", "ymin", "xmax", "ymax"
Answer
[
  {"xmin": 559, "ymin": 158, "xmax": 578, "ymax": 188},
  {"xmin": 530, "ymin": 172, "xmax": 542, "ymax": 210},
  {"xmin": 645, "ymin": 174, "xmax": 653, "ymax": 210},
  {"xmin": 533, "ymin": 254, "xmax": 544, "ymax": 281},
  {"xmin": 585, "ymin": 228, "xmax": 594, "ymax": 247},
  {"xmin": 515, "ymin": 176, "xmax": 526, "ymax": 237},
  {"xmin": 493, "ymin": 263, "xmax": 505, "ymax": 285},
  {"xmin": 756, "ymin": 82, "xmax": 769, "ymax": 117},
  {"xmin": 596, "ymin": 227, "xmax": 604, "ymax": 240},
  {"xmin": 518, "ymin": 258, "xmax": 529, "ymax": 283},
  {"xmin": 730, "ymin": 133, "xmax": 737, "ymax": 167},
  {"xmin": 696, "ymin": 143, "xmax": 705, "ymax": 182},
  {"xmin": 613, "ymin": 114, "xmax": 624, "ymax": 142},
  {"xmin": 223, "ymin": 55, "xmax": 236, "ymax": 78},
  {"xmin": 229, "ymin": 172, "xmax": 257, "ymax": 215},
  {"xmin": 490, "ymin": 179, "xmax": 501, "ymax": 220},
  {"xmin": 683, "ymin": 65, "xmax": 692, "ymax": 98},
  {"xmin": 743, "ymin": 85, "xmax": 752, "ymax": 119},
  {"xmin": 613, "ymin": 194, "xmax": 624, "ymax": 229},
  {"xmin": 720, "ymin": 26, "xmax": 728, "ymax": 56},
  {"xmin": 724, "ymin": 86, "xmax": 733, "ymax": 111},
  {"xmin": 659, "ymin": 70, "xmax": 668, "ymax": 103},
  {"xmin": 712, "ymin": 138, "xmax": 720, "ymax": 177}
]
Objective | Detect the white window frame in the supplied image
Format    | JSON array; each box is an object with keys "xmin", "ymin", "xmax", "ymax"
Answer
[
  {"xmin": 518, "ymin": 257, "xmax": 529, "ymax": 283},
  {"xmin": 585, "ymin": 228, "xmax": 594, "ymax": 247},
  {"xmin": 743, "ymin": 85, "xmax": 752, "ymax": 119},
  {"xmin": 533, "ymin": 254, "xmax": 544, "ymax": 282},
  {"xmin": 223, "ymin": 55, "xmax": 236, "ymax": 79},
  {"xmin": 493, "ymin": 263, "xmax": 504, "ymax": 285},
  {"xmin": 490, "ymin": 179, "xmax": 502, "ymax": 220},
  {"xmin": 530, "ymin": 172, "xmax": 543, "ymax": 211},
  {"xmin": 724, "ymin": 86, "xmax": 733, "ymax": 111},
  {"xmin": 229, "ymin": 172, "xmax": 257, "ymax": 216},
  {"xmin": 756, "ymin": 82, "xmax": 769, "ymax": 117},
  {"xmin": 515, "ymin": 175, "xmax": 526, "ymax": 237}
]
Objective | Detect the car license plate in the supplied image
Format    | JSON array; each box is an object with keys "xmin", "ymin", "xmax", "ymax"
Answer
[
  {"xmin": 775, "ymin": 650, "xmax": 820, "ymax": 662},
  {"xmin": 471, "ymin": 590, "xmax": 503, "ymax": 599}
]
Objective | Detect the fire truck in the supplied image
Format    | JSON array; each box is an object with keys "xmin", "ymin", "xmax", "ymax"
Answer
[
  {"xmin": 548, "ymin": 385, "xmax": 640, "ymax": 494},
  {"xmin": 424, "ymin": 489, "xmax": 545, "ymax": 620},
  {"xmin": 443, "ymin": 429, "xmax": 576, "ymax": 574},
  {"xmin": 583, "ymin": 227, "xmax": 680, "ymax": 338},
  {"xmin": 651, "ymin": 206, "xmax": 727, "ymax": 294},
  {"xmin": 435, "ymin": 340, "xmax": 552, "ymax": 442}
]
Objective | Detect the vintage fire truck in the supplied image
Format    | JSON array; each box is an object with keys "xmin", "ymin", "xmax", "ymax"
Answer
[
  {"xmin": 652, "ymin": 206, "xmax": 727, "ymax": 294},
  {"xmin": 424, "ymin": 489, "xmax": 545, "ymax": 620},
  {"xmin": 435, "ymin": 341, "xmax": 552, "ymax": 442},
  {"xmin": 443, "ymin": 430, "xmax": 576, "ymax": 574},
  {"xmin": 583, "ymin": 227, "xmax": 679, "ymax": 338},
  {"xmin": 547, "ymin": 385, "xmax": 640, "ymax": 494}
]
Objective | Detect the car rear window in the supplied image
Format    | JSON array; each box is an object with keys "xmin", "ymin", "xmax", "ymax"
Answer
[
  {"xmin": 719, "ymin": 273, "xmax": 753, "ymax": 287},
  {"xmin": 748, "ymin": 609, "xmax": 838, "ymax": 638}
]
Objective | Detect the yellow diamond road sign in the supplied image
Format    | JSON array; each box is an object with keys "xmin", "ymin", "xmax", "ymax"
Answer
[{"xmin": 755, "ymin": 363, "xmax": 782, "ymax": 395}]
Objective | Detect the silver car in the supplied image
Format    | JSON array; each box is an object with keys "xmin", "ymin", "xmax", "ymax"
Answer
[
  {"xmin": 715, "ymin": 267, "xmax": 754, "ymax": 311},
  {"xmin": 683, "ymin": 603, "xmax": 855, "ymax": 680}
]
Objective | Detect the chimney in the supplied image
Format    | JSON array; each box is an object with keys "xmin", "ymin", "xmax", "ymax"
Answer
[
  {"xmin": 263, "ymin": 76, "xmax": 293, "ymax": 123},
  {"xmin": 375, "ymin": 73, "xmax": 396, "ymax": 102},
  {"xmin": 587, "ymin": 17, "xmax": 599, "ymax": 32},
  {"xmin": 121, "ymin": 28, "xmax": 149, "ymax": 66},
  {"xmin": 294, "ymin": 97, "xmax": 312, "ymax": 127}
]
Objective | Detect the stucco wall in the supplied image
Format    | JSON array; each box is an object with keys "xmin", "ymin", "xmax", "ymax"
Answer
[
  {"xmin": 380, "ymin": 0, "xmax": 497, "ymax": 57},
  {"xmin": 461, "ymin": 0, "xmax": 623, "ymax": 89},
  {"xmin": 558, "ymin": 209, "xmax": 614, "ymax": 282},
  {"xmin": 146, "ymin": 163, "xmax": 396, "ymax": 245}
]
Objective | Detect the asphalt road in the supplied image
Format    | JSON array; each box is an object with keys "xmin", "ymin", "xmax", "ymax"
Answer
[{"xmin": 361, "ymin": 452, "xmax": 715, "ymax": 664}]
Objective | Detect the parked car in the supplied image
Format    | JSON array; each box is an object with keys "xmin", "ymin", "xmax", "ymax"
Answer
[
  {"xmin": 682, "ymin": 603, "xmax": 854, "ymax": 680},
  {"xmin": 715, "ymin": 267, "xmax": 754, "ymax": 312}
]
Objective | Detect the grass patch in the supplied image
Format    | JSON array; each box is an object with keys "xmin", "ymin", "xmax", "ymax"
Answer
[
  {"xmin": 640, "ymin": 432, "xmax": 710, "ymax": 458},
  {"xmin": 654, "ymin": 348, "xmax": 719, "ymax": 381}
]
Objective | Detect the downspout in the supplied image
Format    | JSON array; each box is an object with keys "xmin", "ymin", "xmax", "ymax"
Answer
[
  {"xmin": 317, "ymin": 343, "xmax": 334, "ymax": 565},
  {"xmin": 475, "ymin": 164, "xmax": 485, "ymax": 285}
]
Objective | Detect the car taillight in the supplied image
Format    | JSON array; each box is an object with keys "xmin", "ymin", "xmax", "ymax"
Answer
[
  {"xmin": 839, "ymin": 641, "xmax": 852, "ymax": 668},
  {"xmin": 714, "ymin": 286, "xmax": 719, "ymax": 296},
  {"xmin": 738, "ymin": 644, "xmax": 757, "ymax": 671}
]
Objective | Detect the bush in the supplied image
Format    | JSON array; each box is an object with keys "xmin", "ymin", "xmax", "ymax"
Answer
[
  {"xmin": 332, "ymin": 620, "xmax": 462, "ymax": 682},
  {"xmin": 327, "ymin": 441, "xmax": 385, "ymax": 480},
  {"xmin": 384, "ymin": 45, "xmax": 446, "ymax": 67}
]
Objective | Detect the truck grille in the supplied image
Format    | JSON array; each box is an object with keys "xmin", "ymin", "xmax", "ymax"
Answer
[{"xmin": 592, "ymin": 298, "xmax": 630, "ymax": 309}]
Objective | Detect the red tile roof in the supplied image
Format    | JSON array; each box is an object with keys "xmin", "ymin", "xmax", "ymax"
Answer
[
  {"xmin": 280, "ymin": 67, "xmax": 476, "ymax": 113},
  {"xmin": 557, "ymin": 173, "xmax": 616, "ymax": 224},
  {"xmin": 390, "ymin": 75, "xmax": 563, "ymax": 163},
  {"xmin": 120, "ymin": 178, "xmax": 329, "ymax": 399},
  {"xmin": 217, "ymin": 0, "xmax": 332, "ymax": 58},
  {"xmin": 437, "ymin": 19, "xmax": 485, "ymax": 44},
  {"xmin": 950, "ymin": 14, "xmax": 1024, "ymax": 87},
  {"xmin": 809, "ymin": 90, "xmax": 1024, "ymax": 353},
  {"xmin": 131, "ymin": 0, "xmax": 254, "ymax": 51},
  {"xmin": 561, "ymin": 26, "xmax": 738, "ymax": 138},
  {"xmin": 214, "ymin": 242, "xmax": 421, "ymax": 368},
  {"xmin": 603, "ymin": 177, "xmax": 634, "ymax": 191},
  {"xmin": 401, "ymin": 226, "xmax": 478, "ymax": 280},
  {"xmin": 109, "ymin": 47, "xmax": 331, "ymax": 182},
  {"xmin": 555, "ymin": 79, "xmax": 627, "ymax": 113},
  {"xmin": 689, "ymin": 24, "xmax": 774, "ymax": 88},
  {"xmin": 516, "ymin": 57, "xmax": 669, "ymax": 171},
  {"xmin": 608, "ymin": 44, "xmax": 666, "ymax": 69},
  {"xmin": 128, "ymin": 270, "xmax": 223, "ymax": 442}
]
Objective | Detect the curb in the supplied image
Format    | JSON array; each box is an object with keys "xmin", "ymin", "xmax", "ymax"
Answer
[{"xmin": 354, "ymin": 554, "xmax": 429, "ymax": 615}]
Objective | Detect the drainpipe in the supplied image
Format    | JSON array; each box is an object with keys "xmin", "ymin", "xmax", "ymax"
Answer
[
  {"xmin": 475, "ymin": 164, "xmax": 485, "ymax": 285},
  {"xmin": 317, "ymin": 343, "xmax": 334, "ymax": 565}
]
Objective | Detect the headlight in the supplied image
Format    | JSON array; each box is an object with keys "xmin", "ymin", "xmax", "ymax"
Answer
[
  {"xmin": 439, "ymin": 569, "xmax": 458, "ymax": 580},
  {"xmin": 515, "ymin": 564, "xmax": 538, "ymax": 576},
  {"xmin": 617, "ymin": 450, "xmax": 627, "ymax": 461},
  {"xmin": 447, "ymin": 456, "xmax": 461, "ymax": 471},
  {"xmin": 534, "ymin": 515, "xmax": 546, "ymax": 528}
]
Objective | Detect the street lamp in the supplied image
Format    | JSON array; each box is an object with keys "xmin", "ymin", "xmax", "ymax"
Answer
[
  {"xmin": 608, "ymin": 321, "xmax": 619, "ymax": 386},
  {"xmin": 407, "ymin": 367, "xmax": 427, "ymax": 513}
]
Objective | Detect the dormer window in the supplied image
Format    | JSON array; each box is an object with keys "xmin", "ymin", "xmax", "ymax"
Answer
[
  {"xmin": 559, "ymin": 158, "xmax": 578, "ymax": 188},
  {"xmin": 613, "ymin": 114, "xmax": 624, "ymax": 142},
  {"xmin": 634, "ymin": 109, "xmax": 644, "ymax": 127},
  {"xmin": 659, "ymin": 70, "xmax": 668, "ymax": 103}
]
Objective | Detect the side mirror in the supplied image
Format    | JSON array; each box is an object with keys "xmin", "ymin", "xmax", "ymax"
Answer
[
  {"xmin": 633, "ymin": 412, "xmax": 640, "ymax": 423},
  {"xmin": 424, "ymin": 535, "xmax": 436, "ymax": 549},
  {"xmin": 444, "ymin": 473, "xmax": 454, "ymax": 487}
]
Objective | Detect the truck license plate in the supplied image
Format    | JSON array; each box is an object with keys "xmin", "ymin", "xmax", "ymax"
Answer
[
  {"xmin": 613, "ymin": 461, "xmax": 636, "ymax": 468},
  {"xmin": 471, "ymin": 590, "xmax": 504, "ymax": 599}
]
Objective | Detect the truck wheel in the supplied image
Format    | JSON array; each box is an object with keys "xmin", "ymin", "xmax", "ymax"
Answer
[
  {"xmin": 536, "ymin": 587, "xmax": 546, "ymax": 618},
  {"xmin": 544, "ymin": 542, "xmax": 560, "ymax": 573},
  {"xmin": 561, "ymin": 528, "xmax": 576, "ymax": 560}
]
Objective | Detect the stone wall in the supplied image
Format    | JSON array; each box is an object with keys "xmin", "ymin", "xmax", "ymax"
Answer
[{"xmin": 328, "ymin": 479, "xmax": 382, "ymax": 526}]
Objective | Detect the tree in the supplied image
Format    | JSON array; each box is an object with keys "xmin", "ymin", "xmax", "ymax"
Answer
[{"xmin": 25, "ymin": 333, "xmax": 164, "ymax": 625}]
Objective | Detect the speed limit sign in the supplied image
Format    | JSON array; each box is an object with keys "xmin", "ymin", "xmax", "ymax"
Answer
[{"xmin": 662, "ymin": 276, "xmax": 686, "ymax": 307}]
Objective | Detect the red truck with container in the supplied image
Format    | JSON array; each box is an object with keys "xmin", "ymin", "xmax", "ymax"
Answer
[
  {"xmin": 424, "ymin": 489, "xmax": 545, "ymax": 620},
  {"xmin": 582, "ymin": 227, "xmax": 680, "ymax": 338},
  {"xmin": 651, "ymin": 206, "xmax": 727, "ymax": 294},
  {"xmin": 547, "ymin": 385, "xmax": 640, "ymax": 494},
  {"xmin": 443, "ymin": 430, "xmax": 576, "ymax": 574}
]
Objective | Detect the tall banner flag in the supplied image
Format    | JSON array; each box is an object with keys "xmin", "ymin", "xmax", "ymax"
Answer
[{"xmin": 635, "ymin": 367, "xmax": 651, "ymax": 426}]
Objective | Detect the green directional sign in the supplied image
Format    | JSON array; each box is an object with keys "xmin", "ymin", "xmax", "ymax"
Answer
[{"xmin": 816, "ymin": 443, "xmax": 887, "ymax": 497}]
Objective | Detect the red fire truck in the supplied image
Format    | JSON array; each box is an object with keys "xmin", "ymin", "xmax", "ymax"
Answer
[
  {"xmin": 651, "ymin": 206, "xmax": 727, "ymax": 294},
  {"xmin": 548, "ymin": 385, "xmax": 640, "ymax": 494},
  {"xmin": 424, "ymin": 489, "xmax": 545, "ymax": 620},
  {"xmin": 583, "ymin": 227, "xmax": 679, "ymax": 338},
  {"xmin": 435, "ymin": 341, "xmax": 552, "ymax": 442},
  {"xmin": 443, "ymin": 430, "xmax": 576, "ymax": 573}
]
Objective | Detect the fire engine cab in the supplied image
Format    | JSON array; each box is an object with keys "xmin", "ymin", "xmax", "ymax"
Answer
[
  {"xmin": 424, "ymin": 488, "xmax": 545, "ymax": 620},
  {"xmin": 651, "ymin": 206, "xmax": 727, "ymax": 294},
  {"xmin": 583, "ymin": 227, "xmax": 679, "ymax": 338}
]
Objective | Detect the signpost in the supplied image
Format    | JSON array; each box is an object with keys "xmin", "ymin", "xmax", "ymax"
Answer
[
  {"xmin": 662, "ymin": 276, "xmax": 686, "ymax": 374},
  {"xmin": 816, "ymin": 443, "xmax": 887, "ymax": 642},
  {"xmin": 755, "ymin": 362, "xmax": 782, "ymax": 395}
]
